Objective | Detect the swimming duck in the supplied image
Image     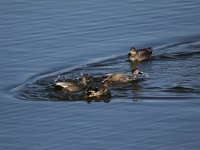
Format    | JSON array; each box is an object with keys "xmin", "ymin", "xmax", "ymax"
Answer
[
  {"xmin": 128, "ymin": 47, "xmax": 153, "ymax": 62},
  {"xmin": 54, "ymin": 74, "xmax": 90, "ymax": 92},
  {"xmin": 84, "ymin": 81, "xmax": 110, "ymax": 98},
  {"xmin": 103, "ymin": 68, "xmax": 143, "ymax": 83}
]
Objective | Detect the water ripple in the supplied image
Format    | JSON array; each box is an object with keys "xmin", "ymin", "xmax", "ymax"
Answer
[{"xmin": 11, "ymin": 39, "xmax": 200, "ymax": 103}]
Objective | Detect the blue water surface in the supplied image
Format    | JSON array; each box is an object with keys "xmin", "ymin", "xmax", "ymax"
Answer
[{"xmin": 1, "ymin": 0, "xmax": 200, "ymax": 149}]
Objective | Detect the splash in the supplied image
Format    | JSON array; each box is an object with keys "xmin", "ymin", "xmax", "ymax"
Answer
[
  {"xmin": 141, "ymin": 72, "xmax": 150, "ymax": 80},
  {"xmin": 12, "ymin": 38, "xmax": 200, "ymax": 102}
]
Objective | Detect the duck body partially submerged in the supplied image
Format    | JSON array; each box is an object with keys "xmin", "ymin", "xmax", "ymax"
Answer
[
  {"xmin": 129, "ymin": 47, "xmax": 153, "ymax": 62},
  {"xmin": 103, "ymin": 69, "xmax": 143, "ymax": 83},
  {"xmin": 54, "ymin": 74, "xmax": 90, "ymax": 92},
  {"xmin": 84, "ymin": 81, "xmax": 110, "ymax": 98}
]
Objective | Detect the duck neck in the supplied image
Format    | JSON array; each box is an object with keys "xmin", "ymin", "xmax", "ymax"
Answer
[
  {"xmin": 131, "ymin": 73, "xmax": 138, "ymax": 80},
  {"xmin": 81, "ymin": 77, "xmax": 88, "ymax": 87}
]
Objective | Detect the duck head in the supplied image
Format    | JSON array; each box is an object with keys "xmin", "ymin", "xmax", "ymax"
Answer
[
  {"xmin": 146, "ymin": 47, "xmax": 153, "ymax": 53},
  {"xmin": 80, "ymin": 74, "xmax": 90, "ymax": 86},
  {"xmin": 131, "ymin": 68, "xmax": 143, "ymax": 79},
  {"xmin": 128, "ymin": 47, "xmax": 137, "ymax": 56}
]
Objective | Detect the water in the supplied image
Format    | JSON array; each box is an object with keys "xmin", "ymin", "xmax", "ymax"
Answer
[{"xmin": 1, "ymin": 0, "xmax": 200, "ymax": 149}]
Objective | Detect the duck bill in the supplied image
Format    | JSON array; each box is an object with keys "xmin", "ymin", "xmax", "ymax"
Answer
[{"xmin": 139, "ymin": 71, "xmax": 143, "ymax": 74}]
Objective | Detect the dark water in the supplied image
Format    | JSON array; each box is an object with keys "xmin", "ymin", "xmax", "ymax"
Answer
[{"xmin": 1, "ymin": 1, "xmax": 200, "ymax": 149}]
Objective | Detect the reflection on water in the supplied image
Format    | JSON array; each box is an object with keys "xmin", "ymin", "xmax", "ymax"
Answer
[{"xmin": 12, "ymin": 40, "xmax": 200, "ymax": 103}]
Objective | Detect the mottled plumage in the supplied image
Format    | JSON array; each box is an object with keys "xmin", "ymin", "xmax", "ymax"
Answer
[
  {"xmin": 54, "ymin": 74, "xmax": 90, "ymax": 92},
  {"xmin": 129, "ymin": 47, "xmax": 152, "ymax": 62},
  {"xmin": 84, "ymin": 81, "xmax": 110, "ymax": 98},
  {"xmin": 103, "ymin": 69, "xmax": 143, "ymax": 83}
]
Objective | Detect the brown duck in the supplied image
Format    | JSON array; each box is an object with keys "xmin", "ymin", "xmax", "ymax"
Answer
[
  {"xmin": 54, "ymin": 74, "xmax": 90, "ymax": 92},
  {"xmin": 129, "ymin": 47, "xmax": 152, "ymax": 62},
  {"xmin": 84, "ymin": 81, "xmax": 110, "ymax": 98},
  {"xmin": 103, "ymin": 68, "xmax": 143, "ymax": 83}
]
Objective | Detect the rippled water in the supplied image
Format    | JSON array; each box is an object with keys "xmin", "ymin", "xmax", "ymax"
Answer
[
  {"xmin": 12, "ymin": 40, "xmax": 200, "ymax": 103},
  {"xmin": 1, "ymin": 1, "xmax": 200, "ymax": 150}
]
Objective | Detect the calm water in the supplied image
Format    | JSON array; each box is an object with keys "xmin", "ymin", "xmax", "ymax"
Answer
[{"xmin": 1, "ymin": 0, "xmax": 200, "ymax": 149}]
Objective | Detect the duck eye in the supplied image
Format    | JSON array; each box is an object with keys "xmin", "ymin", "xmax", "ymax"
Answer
[{"xmin": 130, "ymin": 47, "xmax": 136, "ymax": 51}]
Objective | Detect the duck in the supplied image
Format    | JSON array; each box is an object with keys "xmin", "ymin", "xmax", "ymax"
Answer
[
  {"xmin": 128, "ymin": 47, "xmax": 153, "ymax": 62},
  {"xmin": 84, "ymin": 81, "xmax": 110, "ymax": 98},
  {"xmin": 102, "ymin": 68, "xmax": 143, "ymax": 83},
  {"xmin": 54, "ymin": 74, "xmax": 90, "ymax": 92}
]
